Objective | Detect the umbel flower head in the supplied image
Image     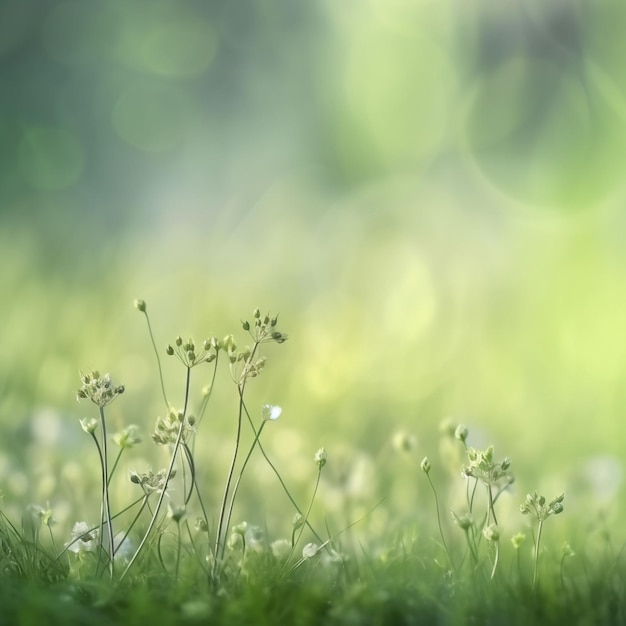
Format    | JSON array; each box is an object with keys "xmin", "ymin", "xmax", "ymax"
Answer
[
  {"xmin": 520, "ymin": 491, "xmax": 565, "ymax": 521},
  {"xmin": 76, "ymin": 371, "xmax": 124, "ymax": 408},
  {"xmin": 462, "ymin": 445, "xmax": 513, "ymax": 488}
]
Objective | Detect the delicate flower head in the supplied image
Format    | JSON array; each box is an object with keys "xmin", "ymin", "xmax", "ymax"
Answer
[
  {"xmin": 112, "ymin": 424, "xmax": 142, "ymax": 449},
  {"xmin": 314, "ymin": 447, "xmax": 327, "ymax": 469},
  {"xmin": 270, "ymin": 538, "xmax": 291, "ymax": 560},
  {"xmin": 511, "ymin": 532, "xmax": 526, "ymax": 550},
  {"xmin": 66, "ymin": 521, "xmax": 98, "ymax": 554},
  {"xmin": 454, "ymin": 424, "xmax": 469, "ymax": 443},
  {"xmin": 129, "ymin": 467, "xmax": 176, "ymax": 494},
  {"xmin": 77, "ymin": 371, "xmax": 124, "ymax": 408},
  {"xmin": 392, "ymin": 430, "xmax": 417, "ymax": 453},
  {"xmin": 483, "ymin": 524, "xmax": 499, "ymax": 542},
  {"xmin": 420, "ymin": 456, "xmax": 431, "ymax": 475},
  {"xmin": 261, "ymin": 404, "xmax": 282, "ymax": 421},
  {"xmin": 451, "ymin": 510, "xmax": 472, "ymax": 531},
  {"xmin": 80, "ymin": 417, "xmax": 98, "ymax": 435},
  {"xmin": 167, "ymin": 504, "xmax": 186, "ymax": 523},
  {"xmin": 520, "ymin": 491, "xmax": 565, "ymax": 521},
  {"xmin": 302, "ymin": 542, "xmax": 319, "ymax": 559},
  {"xmin": 27, "ymin": 503, "xmax": 55, "ymax": 528}
]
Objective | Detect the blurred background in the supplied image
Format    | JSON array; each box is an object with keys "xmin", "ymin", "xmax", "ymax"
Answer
[{"xmin": 1, "ymin": 0, "xmax": 626, "ymax": 547}]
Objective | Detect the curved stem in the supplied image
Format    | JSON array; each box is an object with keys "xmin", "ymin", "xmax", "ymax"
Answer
[
  {"xmin": 426, "ymin": 473, "xmax": 453, "ymax": 571},
  {"xmin": 239, "ymin": 394, "xmax": 325, "ymax": 544},
  {"xmin": 213, "ymin": 342, "xmax": 260, "ymax": 571},
  {"xmin": 221, "ymin": 421, "xmax": 267, "ymax": 556},
  {"xmin": 119, "ymin": 367, "xmax": 191, "ymax": 582},
  {"xmin": 142, "ymin": 309, "xmax": 169, "ymax": 408},
  {"xmin": 98, "ymin": 408, "xmax": 115, "ymax": 578},
  {"xmin": 533, "ymin": 520, "xmax": 544, "ymax": 591},
  {"xmin": 107, "ymin": 448, "xmax": 124, "ymax": 487}
]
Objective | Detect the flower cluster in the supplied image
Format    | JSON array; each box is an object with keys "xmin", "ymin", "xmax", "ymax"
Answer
[
  {"xmin": 112, "ymin": 424, "xmax": 142, "ymax": 449},
  {"xmin": 462, "ymin": 445, "xmax": 513, "ymax": 487},
  {"xmin": 152, "ymin": 409, "xmax": 195, "ymax": 445},
  {"xmin": 129, "ymin": 468, "xmax": 176, "ymax": 494},
  {"xmin": 76, "ymin": 371, "xmax": 124, "ymax": 408},
  {"xmin": 166, "ymin": 336, "xmax": 218, "ymax": 368},
  {"xmin": 520, "ymin": 491, "xmax": 565, "ymax": 521},
  {"xmin": 242, "ymin": 308, "xmax": 288, "ymax": 344}
]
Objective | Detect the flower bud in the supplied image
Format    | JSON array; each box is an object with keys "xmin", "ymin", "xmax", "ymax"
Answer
[
  {"xmin": 80, "ymin": 417, "xmax": 98, "ymax": 434},
  {"xmin": 483, "ymin": 524, "xmax": 499, "ymax": 542},
  {"xmin": 314, "ymin": 447, "xmax": 327, "ymax": 468},
  {"xmin": 134, "ymin": 299, "xmax": 147, "ymax": 312},
  {"xmin": 454, "ymin": 424, "xmax": 468, "ymax": 443},
  {"xmin": 420, "ymin": 457, "xmax": 431, "ymax": 474}
]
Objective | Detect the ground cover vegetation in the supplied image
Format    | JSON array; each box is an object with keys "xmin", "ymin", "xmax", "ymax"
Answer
[{"xmin": 1, "ymin": 300, "xmax": 625, "ymax": 626}]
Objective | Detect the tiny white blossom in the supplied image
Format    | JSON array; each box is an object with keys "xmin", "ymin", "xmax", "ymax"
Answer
[
  {"xmin": 302, "ymin": 542, "xmax": 319, "ymax": 559},
  {"xmin": 67, "ymin": 521, "xmax": 98, "ymax": 554},
  {"xmin": 261, "ymin": 404, "xmax": 282, "ymax": 421}
]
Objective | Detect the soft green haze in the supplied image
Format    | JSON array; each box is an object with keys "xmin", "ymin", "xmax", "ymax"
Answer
[{"xmin": 1, "ymin": 0, "xmax": 625, "ymax": 548}]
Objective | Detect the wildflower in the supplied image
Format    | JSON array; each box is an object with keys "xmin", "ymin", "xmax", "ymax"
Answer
[
  {"xmin": 270, "ymin": 538, "xmax": 291, "ymax": 560},
  {"xmin": 392, "ymin": 430, "xmax": 417, "ymax": 453},
  {"xmin": 112, "ymin": 424, "xmax": 142, "ymax": 449},
  {"xmin": 76, "ymin": 371, "xmax": 124, "ymax": 408},
  {"xmin": 420, "ymin": 456, "xmax": 431, "ymax": 474},
  {"xmin": 27, "ymin": 503, "xmax": 55, "ymax": 527},
  {"xmin": 134, "ymin": 299, "xmax": 146, "ymax": 312},
  {"xmin": 302, "ymin": 543, "xmax": 319, "ymax": 559},
  {"xmin": 454, "ymin": 424, "xmax": 468, "ymax": 443},
  {"xmin": 232, "ymin": 521, "xmax": 248, "ymax": 536},
  {"xmin": 511, "ymin": 532, "xmax": 526, "ymax": 549},
  {"xmin": 129, "ymin": 468, "xmax": 176, "ymax": 494},
  {"xmin": 462, "ymin": 445, "xmax": 513, "ymax": 488},
  {"xmin": 451, "ymin": 510, "xmax": 472, "ymax": 531},
  {"xmin": 261, "ymin": 404, "xmax": 282, "ymax": 421},
  {"xmin": 152, "ymin": 408, "xmax": 193, "ymax": 445},
  {"xmin": 168, "ymin": 504, "xmax": 186, "ymax": 523},
  {"xmin": 314, "ymin": 447, "xmax": 327, "ymax": 469},
  {"xmin": 195, "ymin": 518, "xmax": 209, "ymax": 533},
  {"xmin": 483, "ymin": 524, "xmax": 500, "ymax": 542},
  {"xmin": 66, "ymin": 521, "xmax": 98, "ymax": 554},
  {"xmin": 520, "ymin": 491, "xmax": 565, "ymax": 521},
  {"xmin": 79, "ymin": 417, "xmax": 98, "ymax": 434}
]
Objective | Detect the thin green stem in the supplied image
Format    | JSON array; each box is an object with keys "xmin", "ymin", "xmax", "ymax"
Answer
[
  {"xmin": 119, "ymin": 367, "xmax": 191, "ymax": 582},
  {"xmin": 239, "ymin": 395, "xmax": 325, "ymax": 545},
  {"xmin": 141, "ymin": 309, "xmax": 169, "ymax": 408},
  {"xmin": 107, "ymin": 448, "xmax": 124, "ymax": 487},
  {"xmin": 426, "ymin": 473, "xmax": 452, "ymax": 570},
  {"xmin": 221, "ymin": 421, "xmax": 268, "ymax": 557},
  {"xmin": 99, "ymin": 406, "xmax": 115, "ymax": 578},
  {"xmin": 533, "ymin": 519, "xmax": 544, "ymax": 591},
  {"xmin": 213, "ymin": 341, "xmax": 260, "ymax": 571}
]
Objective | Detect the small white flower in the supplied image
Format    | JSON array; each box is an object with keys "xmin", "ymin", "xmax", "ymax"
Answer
[
  {"xmin": 261, "ymin": 404, "xmax": 282, "ymax": 421},
  {"xmin": 67, "ymin": 521, "xmax": 98, "ymax": 554},
  {"xmin": 79, "ymin": 418, "xmax": 98, "ymax": 434},
  {"xmin": 302, "ymin": 542, "xmax": 319, "ymax": 559},
  {"xmin": 270, "ymin": 539, "xmax": 291, "ymax": 560},
  {"xmin": 314, "ymin": 448, "xmax": 327, "ymax": 468}
]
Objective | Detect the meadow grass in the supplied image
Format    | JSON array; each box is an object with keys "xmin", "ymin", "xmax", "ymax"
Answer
[{"xmin": 1, "ymin": 301, "xmax": 625, "ymax": 625}]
